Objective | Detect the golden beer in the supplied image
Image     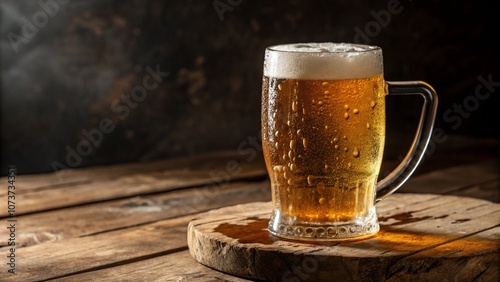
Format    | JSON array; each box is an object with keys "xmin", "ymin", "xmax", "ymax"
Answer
[
  {"xmin": 262, "ymin": 43, "xmax": 387, "ymax": 240},
  {"xmin": 262, "ymin": 75, "xmax": 386, "ymax": 223},
  {"xmin": 261, "ymin": 43, "xmax": 438, "ymax": 241}
]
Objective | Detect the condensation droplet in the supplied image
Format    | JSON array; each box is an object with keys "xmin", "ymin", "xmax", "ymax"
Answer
[
  {"xmin": 275, "ymin": 130, "xmax": 279, "ymax": 137},
  {"xmin": 318, "ymin": 101, "xmax": 324, "ymax": 106},
  {"xmin": 325, "ymin": 125, "xmax": 329, "ymax": 129},
  {"xmin": 287, "ymin": 179, "xmax": 293, "ymax": 185},
  {"xmin": 319, "ymin": 197, "xmax": 326, "ymax": 204},
  {"xmin": 333, "ymin": 137, "xmax": 339, "ymax": 142},
  {"xmin": 282, "ymin": 154, "xmax": 287, "ymax": 160},
  {"xmin": 312, "ymin": 99, "xmax": 316, "ymax": 105},
  {"xmin": 344, "ymin": 112, "xmax": 349, "ymax": 119},
  {"xmin": 343, "ymin": 135, "xmax": 347, "ymax": 140},
  {"xmin": 290, "ymin": 140, "xmax": 296, "ymax": 149},
  {"xmin": 321, "ymin": 82, "xmax": 329, "ymax": 87},
  {"xmin": 283, "ymin": 171, "xmax": 289, "ymax": 179},
  {"xmin": 290, "ymin": 163, "xmax": 297, "ymax": 171},
  {"xmin": 302, "ymin": 108, "xmax": 306, "ymax": 115},
  {"xmin": 297, "ymin": 129, "xmax": 302, "ymax": 136},
  {"xmin": 370, "ymin": 100, "xmax": 376, "ymax": 108},
  {"xmin": 307, "ymin": 175, "xmax": 314, "ymax": 186},
  {"xmin": 275, "ymin": 142, "xmax": 279, "ymax": 149},
  {"xmin": 288, "ymin": 150, "xmax": 294, "ymax": 159},
  {"xmin": 353, "ymin": 147, "xmax": 360, "ymax": 158},
  {"xmin": 302, "ymin": 138, "xmax": 308, "ymax": 148},
  {"xmin": 292, "ymin": 101, "xmax": 298, "ymax": 112},
  {"xmin": 324, "ymin": 164, "xmax": 329, "ymax": 169},
  {"xmin": 344, "ymin": 147, "xmax": 348, "ymax": 152},
  {"xmin": 344, "ymin": 104, "xmax": 350, "ymax": 110},
  {"xmin": 324, "ymin": 90, "xmax": 330, "ymax": 95},
  {"xmin": 278, "ymin": 84, "xmax": 282, "ymax": 91},
  {"xmin": 335, "ymin": 145, "xmax": 339, "ymax": 149},
  {"xmin": 348, "ymin": 162, "xmax": 352, "ymax": 168},
  {"xmin": 366, "ymin": 122, "xmax": 371, "ymax": 129},
  {"xmin": 287, "ymin": 120, "xmax": 291, "ymax": 126},
  {"xmin": 353, "ymin": 109, "xmax": 359, "ymax": 114}
]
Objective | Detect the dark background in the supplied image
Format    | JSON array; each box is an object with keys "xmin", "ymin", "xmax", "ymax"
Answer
[{"xmin": 1, "ymin": 0, "xmax": 498, "ymax": 175}]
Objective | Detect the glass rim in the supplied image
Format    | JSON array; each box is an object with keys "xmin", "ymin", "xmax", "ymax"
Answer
[{"xmin": 266, "ymin": 42, "xmax": 382, "ymax": 54}]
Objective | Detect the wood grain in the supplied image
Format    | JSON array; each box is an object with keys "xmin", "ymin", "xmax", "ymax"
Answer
[
  {"xmin": 0, "ymin": 180, "xmax": 271, "ymax": 249},
  {"xmin": 56, "ymin": 250, "xmax": 251, "ymax": 282},
  {"xmin": 188, "ymin": 194, "xmax": 500, "ymax": 282},
  {"xmin": 0, "ymin": 152, "xmax": 266, "ymax": 217}
]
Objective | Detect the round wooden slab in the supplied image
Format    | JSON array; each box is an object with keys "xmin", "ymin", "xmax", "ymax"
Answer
[{"xmin": 188, "ymin": 193, "xmax": 499, "ymax": 281}]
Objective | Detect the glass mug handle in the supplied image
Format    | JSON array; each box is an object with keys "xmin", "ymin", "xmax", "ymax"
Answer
[{"xmin": 376, "ymin": 81, "xmax": 438, "ymax": 203}]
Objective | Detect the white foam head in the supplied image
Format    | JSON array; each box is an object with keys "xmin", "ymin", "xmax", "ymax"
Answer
[{"xmin": 264, "ymin": 43, "xmax": 383, "ymax": 80}]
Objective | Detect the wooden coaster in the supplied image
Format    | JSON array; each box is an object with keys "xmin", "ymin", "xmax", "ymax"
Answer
[{"xmin": 188, "ymin": 193, "xmax": 499, "ymax": 281}]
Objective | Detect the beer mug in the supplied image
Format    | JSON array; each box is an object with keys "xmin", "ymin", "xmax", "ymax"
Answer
[{"xmin": 261, "ymin": 43, "xmax": 438, "ymax": 241}]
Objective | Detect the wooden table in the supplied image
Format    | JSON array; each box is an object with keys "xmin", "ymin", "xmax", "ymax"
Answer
[{"xmin": 0, "ymin": 136, "xmax": 498, "ymax": 281}]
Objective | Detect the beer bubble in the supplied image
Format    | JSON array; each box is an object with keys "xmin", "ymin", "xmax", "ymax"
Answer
[
  {"xmin": 324, "ymin": 164, "xmax": 329, "ymax": 169},
  {"xmin": 290, "ymin": 140, "xmax": 296, "ymax": 149},
  {"xmin": 370, "ymin": 100, "xmax": 376, "ymax": 108},
  {"xmin": 335, "ymin": 145, "xmax": 339, "ymax": 149},
  {"xmin": 353, "ymin": 109, "xmax": 359, "ymax": 114},
  {"xmin": 275, "ymin": 142, "xmax": 279, "ymax": 149},
  {"xmin": 321, "ymin": 82, "xmax": 329, "ymax": 87},
  {"xmin": 302, "ymin": 108, "xmax": 306, "ymax": 115},
  {"xmin": 282, "ymin": 154, "xmax": 287, "ymax": 160},
  {"xmin": 348, "ymin": 162, "xmax": 352, "ymax": 168},
  {"xmin": 296, "ymin": 129, "xmax": 302, "ymax": 136},
  {"xmin": 324, "ymin": 90, "xmax": 330, "ymax": 95},
  {"xmin": 273, "ymin": 112, "xmax": 277, "ymax": 119},
  {"xmin": 319, "ymin": 197, "xmax": 326, "ymax": 204},
  {"xmin": 344, "ymin": 112, "xmax": 349, "ymax": 119},
  {"xmin": 344, "ymin": 147, "xmax": 348, "ymax": 152},
  {"xmin": 312, "ymin": 99, "xmax": 316, "ymax": 104},
  {"xmin": 287, "ymin": 120, "xmax": 291, "ymax": 126},
  {"xmin": 366, "ymin": 122, "xmax": 371, "ymax": 129},
  {"xmin": 287, "ymin": 179, "xmax": 293, "ymax": 185},
  {"xmin": 307, "ymin": 175, "xmax": 314, "ymax": 186},
  {"xmin": 333, "ymin": 137, "xmax": 339, "ymax": 142},
  {"xmin": 344, "ymin": 104, "xmax": 350, "ymax": 110},
  {"xmin": 278, "ymin": 84, "xmax": 282, "ymax": 91},
  {"xmin": 292, "ymin": 101, "xmax": 298, "ymax": 112},
  {"xmin": 302, "ymin": 138, "xmax": 308, "ymax": 148},
  {"xmin": 353, "ymin": 147, "xmax": 360, "ymax": 158},
  {"xmin": 325, "ymin": 125, "xmax": 329, "ymax": 129},
  {"xmin": 318, "ymin": 101, "xmax": 324, "ymax": 106},
  {"xmin": 275, "ymin": 130, "xmax": 279, "ymax": 137},
  {"xmin": 343, "ymin": 135, "xmax": 347, "ymax": 140}
]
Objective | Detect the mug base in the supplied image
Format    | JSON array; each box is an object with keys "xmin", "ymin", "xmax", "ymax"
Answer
[{"xmin": 268, "ymin": 208, "xmax": 379, "ymax": 242}]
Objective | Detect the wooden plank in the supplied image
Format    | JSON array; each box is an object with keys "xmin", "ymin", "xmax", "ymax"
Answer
[
  {"xmin": 56, "ymin": 250, "xmax": 251, "ymax": 282},
  {"xmin": 187, "ymin": 194, "xmax": 499, "ymax": 281},
  {"xmin": 0, "ymin": 214, "xmax": 191, "ymax": 281},
  {"xmin": 446, "ymin": 179, "xmax": 499, "ymax": 203},
  {"xmin": 399, "ymin": 161, "xmax": 499, "ymax": 200},
  {"xmin": 0, "ymin": 180, "xmax": 271, "ymax": 249},
  {"xmin": 0, "ymin": 154, "xmax": 266, "ymax": 217},
  {"xmin": 0, "ymin": 151, "xmax": 265, "ymax": 193}
]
